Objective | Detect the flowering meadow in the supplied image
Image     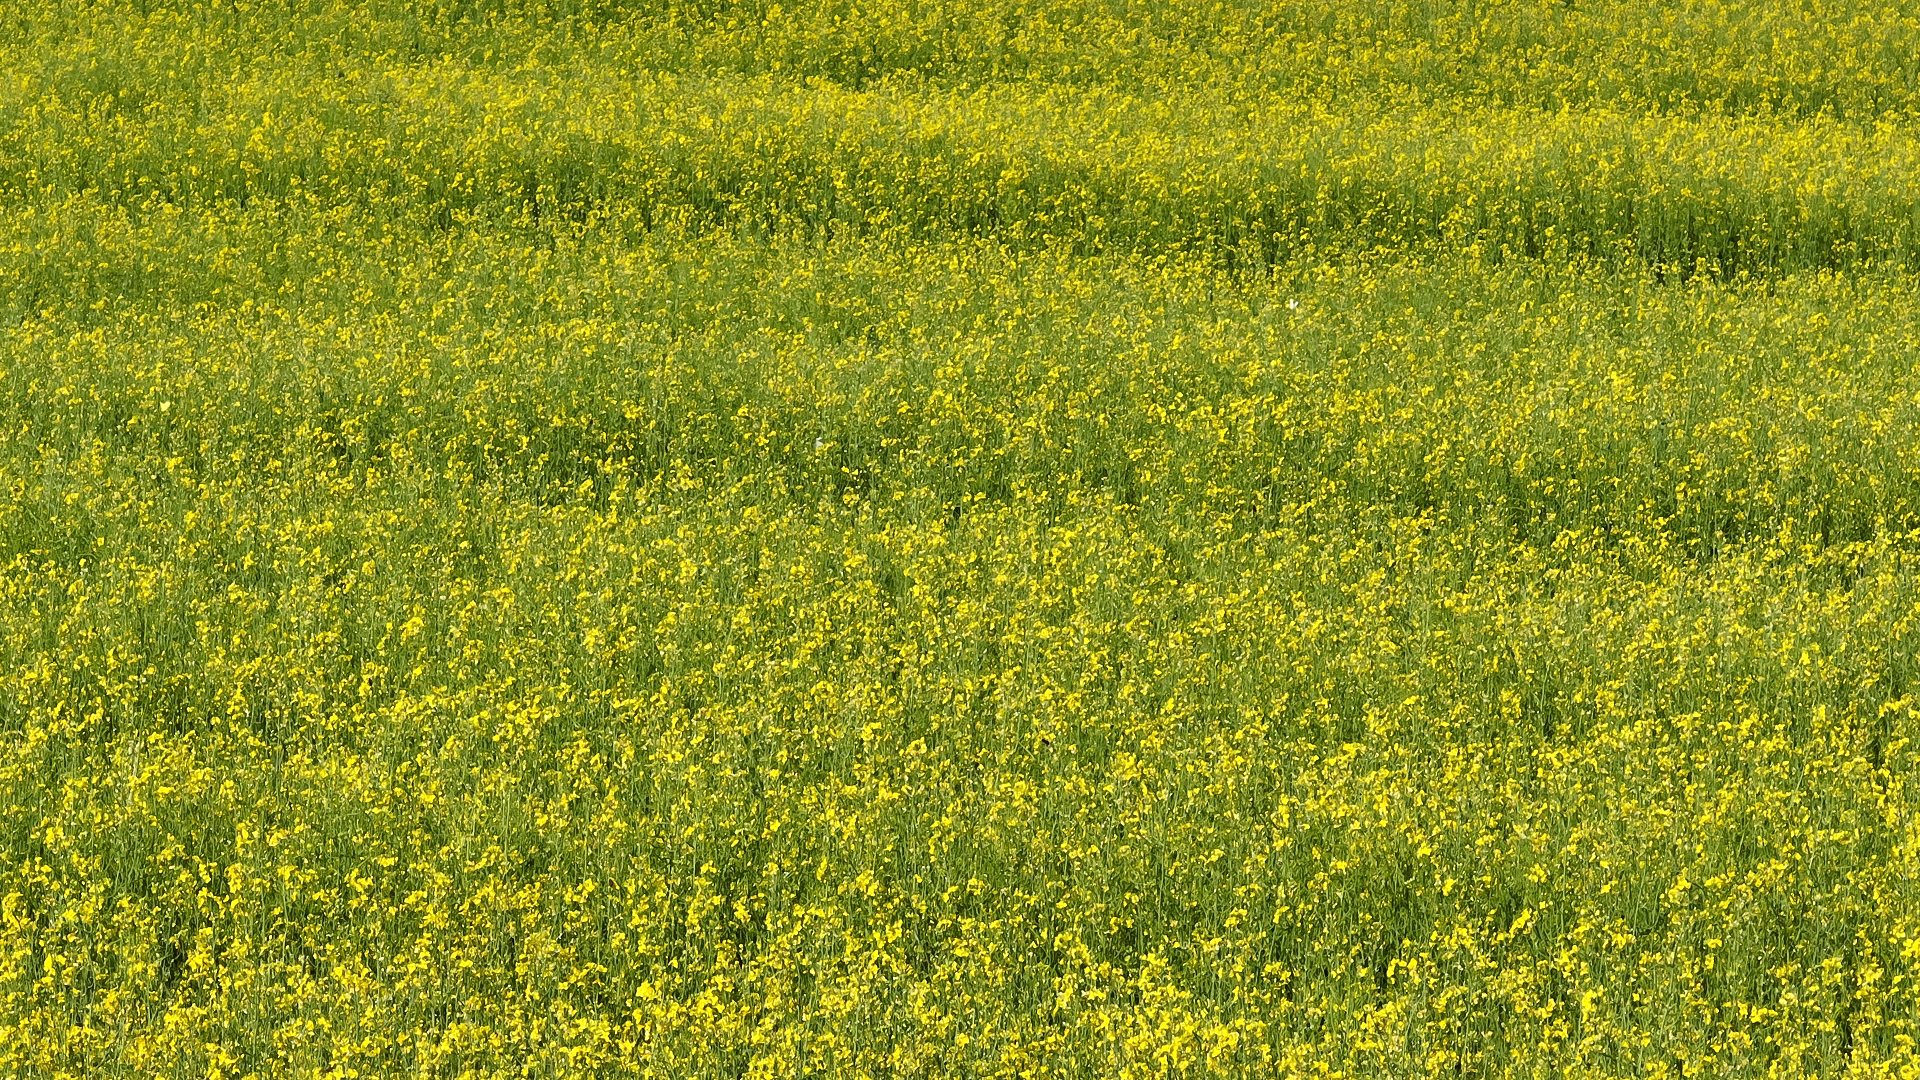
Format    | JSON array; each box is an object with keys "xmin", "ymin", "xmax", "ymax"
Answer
[{"xmin": 9, "ymin": 1, "xmax": 1920, "ymax": 1076}]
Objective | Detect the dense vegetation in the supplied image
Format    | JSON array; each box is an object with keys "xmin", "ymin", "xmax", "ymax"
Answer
[{"xmin": 7, "ymin": 0, "xmax": 1920, "ymax": 1075}]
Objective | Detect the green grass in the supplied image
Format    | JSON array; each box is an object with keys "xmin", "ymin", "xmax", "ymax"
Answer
[{"xmin": 5, "ymin": 2, "xmax": 1920, "ymax": 1077}]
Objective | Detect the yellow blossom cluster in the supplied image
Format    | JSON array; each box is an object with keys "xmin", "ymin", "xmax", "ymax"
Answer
[{"xmin": 5, "ymin": 1, "xmax": 1920, "ymax": 1077}]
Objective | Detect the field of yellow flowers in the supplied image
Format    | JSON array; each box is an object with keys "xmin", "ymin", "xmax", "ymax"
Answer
[{"xmin": 10, "ymin": 0, "xmax": 1920, "ymax": 1076}]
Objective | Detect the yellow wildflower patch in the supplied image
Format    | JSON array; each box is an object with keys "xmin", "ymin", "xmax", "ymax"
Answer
[{"xmin": 4, "ymin": 1, "xmax": 1920, "ymax": 1076}]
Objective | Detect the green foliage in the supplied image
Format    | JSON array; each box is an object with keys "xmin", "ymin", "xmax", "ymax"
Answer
[{"xmin": 5, "ymin": 1, "xmax": 1920, "ymax": 1077}]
